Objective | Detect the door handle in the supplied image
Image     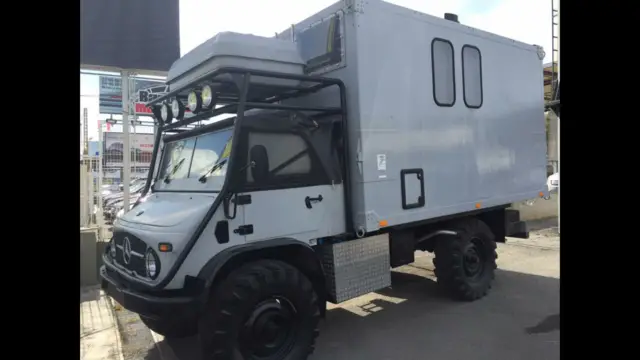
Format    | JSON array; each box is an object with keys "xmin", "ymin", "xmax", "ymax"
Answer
[{"xmin": 305, "ymin": 195, "xmax": 323, "ymax": 209}]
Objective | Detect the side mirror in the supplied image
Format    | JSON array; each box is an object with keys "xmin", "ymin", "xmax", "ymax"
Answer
[
  {"xmin": 249, "ymin": 145, "xmax": 269, "ymax": 183},
  {"xmin": 223, "ymin": 192, "xmax": 238, "ymax": 219}
]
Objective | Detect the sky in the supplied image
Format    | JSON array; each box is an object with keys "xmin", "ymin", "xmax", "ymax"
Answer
[{"xmin": 80, "ymin": 0, "xmax": 554, "ymax": 142}]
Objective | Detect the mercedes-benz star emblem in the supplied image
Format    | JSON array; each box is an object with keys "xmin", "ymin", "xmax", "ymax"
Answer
[{"xmin": 123, "ymin": 237, "xmax": 132, "ymax": 264}]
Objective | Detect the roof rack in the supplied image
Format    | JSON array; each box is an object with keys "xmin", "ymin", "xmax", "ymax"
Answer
[{"xmin": 145, "ymin": 67, "xmax": 346, "ymax": 132}]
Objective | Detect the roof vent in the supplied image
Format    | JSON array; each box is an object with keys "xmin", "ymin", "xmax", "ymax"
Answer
[{"xmin": 444, "ymin": 13, "xmax": 459, "ymax": 23}]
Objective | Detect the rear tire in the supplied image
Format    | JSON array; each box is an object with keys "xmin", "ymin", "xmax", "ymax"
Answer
[
  {"xmin": 139, "ymin": 315, "xmax": 197, "ymax": 338},
  {"xmin": 198, "ymin": 259, "xmax": 321, "ymax": 360},
  {"xmin": 433, "ymin": 218, "xmax": 498, "ymax": 301}
]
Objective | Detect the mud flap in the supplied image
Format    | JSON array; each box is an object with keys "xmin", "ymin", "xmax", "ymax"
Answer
[{"xmin": 505, "ymin": 209, "xmax": 529, "ymax": 239}]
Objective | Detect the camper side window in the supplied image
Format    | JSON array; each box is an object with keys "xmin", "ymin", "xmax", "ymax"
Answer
[
  {"xmin": 431, "ymin": 38, "xmax": 456, "ymax": 107},
  {"xmin": 462, "ymin": 45, "xmax": 483, "ymax": 108},
  {"xmin": 246, "ymin": 132, "xmax": 313, "ymax": 185}
]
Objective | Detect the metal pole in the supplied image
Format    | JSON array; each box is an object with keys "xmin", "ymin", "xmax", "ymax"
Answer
[
  {"xmin": 122, "ymin": 70, "xmax": 131, "ymax": 210},
  {"xmin": 97, "ymin": 119, "xmax": 104, "ymax": 239},
  {"xmin": 132, "ymin": 119, "xmax": 137, "ymax": 179},
  {"xmin": 87, "ymin": 168, "xmax": 95, "ymax": 225},
  {"xmin": 556, "ymin": 1, "xmax": 560, "ymax": 234},
  {"xmin": 556, "ymin": 115, "xmax": 560, "ymax": 234}
]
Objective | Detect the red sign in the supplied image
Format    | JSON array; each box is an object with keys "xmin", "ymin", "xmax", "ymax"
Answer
[
  {"xmin": 134, "ymin": 102, "xmax": 193, "ymax": 116},
  {"xmin": 135, "ymin": 103, "xmax": 153, "ymax": 114}
]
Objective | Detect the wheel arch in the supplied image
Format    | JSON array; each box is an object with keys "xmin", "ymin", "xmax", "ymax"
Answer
[
  {"xmin": 415, "ymin": 209, "xmax": 508, "ymax": 252},
  {"xmin": 197, "ymin": 238, "xmax": 327, "ymax": 316}
]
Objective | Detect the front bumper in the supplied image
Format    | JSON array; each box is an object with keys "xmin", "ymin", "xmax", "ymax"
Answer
[{"xmin": 100, "ymin": 266, "xmax": 199, "ymax": 320}]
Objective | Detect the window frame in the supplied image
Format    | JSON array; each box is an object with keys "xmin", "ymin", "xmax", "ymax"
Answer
[
  {"xmin": 431, "ymin": 37, "xmax": 457, "ymax": 107},
  {"xmin": 156, "ymin": 137, "xmax": 197, "ymax": 182},
  {"xmin": 461, "ymin": 44, "xmax": 484, "ymax": 109},
  {"xmin": 153, "ymin": 127, "xmax": 235, "ymax": 193},
  {"xmin": 297, "ymin": 13, "xmax": 344, "ymax": 74},
  {"xmin": 186, "ymin": 130, "xmax": 234, "ymax": 180},
  {"xmin": 233, "ymin": 128, "xmax": 331, "ymax": 192}
]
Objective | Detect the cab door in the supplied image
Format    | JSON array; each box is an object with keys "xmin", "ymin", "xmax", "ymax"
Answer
[{"xmin": 236, "ymin": 130, "xmax": 345, "ymax": 243}]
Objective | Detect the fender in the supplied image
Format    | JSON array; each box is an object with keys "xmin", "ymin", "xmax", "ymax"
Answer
[{"xmin": 196, "ymin": 238, "xmax": 327, "ymax": 309}]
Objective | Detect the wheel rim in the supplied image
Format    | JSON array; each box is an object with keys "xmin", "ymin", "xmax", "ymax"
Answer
[
  {"xmin": 239, "ymin": 297, "xmax": 297, "ymax": 359},
  {"xmin": 463, "ymin": 237, "xmax": 486, "ymax": 279}
]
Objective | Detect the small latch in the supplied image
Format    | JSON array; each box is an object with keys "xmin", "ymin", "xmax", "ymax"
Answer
[
  {"xmin": 234, "ymin": 225, "xmax": 254, "ymax": 235},
  {"xmin": 233, "ymin": 194, "xmax": 252, "ymax": 205}
]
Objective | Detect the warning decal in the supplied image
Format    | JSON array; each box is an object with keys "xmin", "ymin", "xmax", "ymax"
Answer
[{"xmin": 377, "ymin": 154, "xmax": 387, "ymax": 171}]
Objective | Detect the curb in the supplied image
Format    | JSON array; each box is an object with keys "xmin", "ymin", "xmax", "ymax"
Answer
[{"xmin": 105, "ymin": 295, "xmax": 126, "ymax": 360}]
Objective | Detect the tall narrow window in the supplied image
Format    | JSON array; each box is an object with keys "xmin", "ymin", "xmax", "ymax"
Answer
[
  {"xmin": 431, "ymin": 38, "xmax": 456, "ymax": 107},
  {"xmin": 462, "ymin": 45, "xmax": 483, "ymax": 108}
]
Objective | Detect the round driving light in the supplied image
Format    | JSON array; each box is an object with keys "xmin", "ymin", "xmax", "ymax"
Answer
[
  {"xmin": 188, "ymin": 91, "xmax": 202, "ymax": 113},
  {"xmin": 160, "ymin": 103, "xmax": 173, "ymax": 123},
  {"xmin": 201, "ymin": 85, "xmax": 214, "ymax": 108},
  {"xmin": 145, "ymin": 250, "xmax": 160, "ymax": 279},
  {"xmin": 171, "ymin": 99, "xmax": 185, "ymax": 120},
  {"xmin": 109, "ymin": 240, "xmax": 117, "ymax": 257}
]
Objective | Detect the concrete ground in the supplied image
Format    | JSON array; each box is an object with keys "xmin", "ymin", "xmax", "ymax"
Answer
[
  {"xmin": 80, "ymin": 287, "xmax": 124, "ymax": 360},
  {"xmin": 83, "ymin": 219, "xmax": 559, "ymax": 360}
]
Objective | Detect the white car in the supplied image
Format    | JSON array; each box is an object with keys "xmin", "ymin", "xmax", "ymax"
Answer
[{"xmin": 547, "ymin": 172, "xmax": 559, "ymax": 193}]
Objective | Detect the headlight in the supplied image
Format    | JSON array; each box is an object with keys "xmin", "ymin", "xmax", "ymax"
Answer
[
  {"xmin": 201, "ymin": 85, "xmax": 214, "ymax": 108},
  {"xmin": 109, "ymin": 240, "xmax": 117, "ymax": 258},
  {"xmin": 160, "ymin": 103, "xmax": 173, "ymax": 122},
  {"xmin": 145, "ymin": 250, "xmax": 160, "ymax": 279},
  {"xmin": 188, "ymin": 91, "xmax": 202, "ymax": 113},
  {"xmin": 171, "ymin": 98, "xmax": 185, "ymax": 120}
]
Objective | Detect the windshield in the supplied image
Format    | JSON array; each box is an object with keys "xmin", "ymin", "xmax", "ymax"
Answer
[
  {"xmin": 156, "ymin": 127, "xmax": 234, "ymax": 191},
  {"xmin": 131, "ymin": 182, "xmax": 145, "ymax": 193}
]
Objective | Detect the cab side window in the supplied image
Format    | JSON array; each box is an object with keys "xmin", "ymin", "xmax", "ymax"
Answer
[{"xmin": 243, "ymin": 131, "xmax": 328, "ymax": 190}]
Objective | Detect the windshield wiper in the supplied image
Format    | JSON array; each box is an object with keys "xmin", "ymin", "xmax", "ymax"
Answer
[
  {"xmin": 163, "ymin": 158, "xmax": 186, "ymax": 184},
  {"xmin": 198, "ymin": 159, "xmax": 228, "ymax": 183}
]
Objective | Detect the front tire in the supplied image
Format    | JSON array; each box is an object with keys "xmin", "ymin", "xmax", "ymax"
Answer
[
  {"xmin": 199, "ymin": 260, "xmax": 321, "ymax": 360},
  {"xmin": 139, "ymin": 315, "xmax": 197, "ymax": 338},
  {"xmin": 433, "ymin": 218, "xmax": 498, "ymax": 301}
]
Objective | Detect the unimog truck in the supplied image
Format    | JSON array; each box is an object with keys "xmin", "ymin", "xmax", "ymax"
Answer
[{"xmin": 100, "ymin": 0, "xmax": 547, "ymax": 358}]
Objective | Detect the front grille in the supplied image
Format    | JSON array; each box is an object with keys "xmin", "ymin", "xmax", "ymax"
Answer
[{"xmin": 112, "ymin": 232, "xmax": 149, "ymax": 278}]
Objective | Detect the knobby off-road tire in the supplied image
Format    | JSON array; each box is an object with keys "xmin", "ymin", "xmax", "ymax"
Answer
[
  {"xmin": 433, "ymin": 218, "xmax": 498, "ymax": 301},
  {"xmin": 198, "ymin": 260, "xmax": 321, "ymax": 360},
  {"xmin": 139, "ymin": 315, "xmax": 197, "ymax": 338}
]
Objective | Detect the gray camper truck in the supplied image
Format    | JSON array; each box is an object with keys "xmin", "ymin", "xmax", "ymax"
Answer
[{"xmin": 100, "ymin": 0, "xmax": 548, "ymax": 358}]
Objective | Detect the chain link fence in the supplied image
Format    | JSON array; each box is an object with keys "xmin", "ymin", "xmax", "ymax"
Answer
[
  {"xmin": 101, "ymin": 123, "xmax": 152, "ymax": 229},
  {"xmin": 80, "ymin": 156, "xmax": 104, "ymax": 239},
  {"xmin": 81, "ymin": 119, "xmax": 155, "ymax": 242},
  {"xmin": 81, "ymin": 72, "xmax": 164, "ymax": 239}
]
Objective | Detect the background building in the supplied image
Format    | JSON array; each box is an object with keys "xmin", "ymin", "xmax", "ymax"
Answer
[{"xmin": 543, "ymin": 62, "xmax": 557, "ymax": 102}]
